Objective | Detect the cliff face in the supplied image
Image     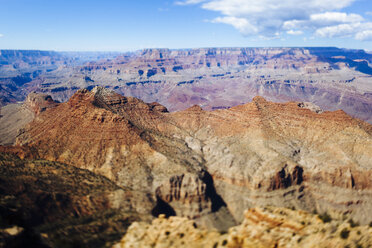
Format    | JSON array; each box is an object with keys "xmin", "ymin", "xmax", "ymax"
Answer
[
  {"xmin": 1, "ymin": 47, "xmax": 371, "ymax": 123},
  {"xmin": 168, "ymin": 95, "xmax": 372, "ymax": 224},
  {"xmin": 0, "ymin": 50, "xmax": 117, "ymax": 107},
  {"xmin": 0, "ymin": 92, "xmax": 58, "ymax": 146},
  {"xmin": 0, "ymin": 50, "xmax": 66, "ymax": 106},
  {"xmin": 14, "ymin": 88, "xmax": 372, "ymax": 229},
  {"xmin": 26, "ymin": 47, "xmax": 372, "ymax": 124},
  {"xmin": 24, "ymin": 92, "xmax": 59, "ymax": 115}
]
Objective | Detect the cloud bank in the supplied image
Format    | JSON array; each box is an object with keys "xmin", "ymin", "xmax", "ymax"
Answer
[{"xmin": 176, "ymin": 0, "xmax": 372, "ymax": 40}]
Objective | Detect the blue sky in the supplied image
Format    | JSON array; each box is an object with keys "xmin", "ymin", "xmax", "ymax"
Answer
[{"xmin": 0, "ymin": 0, "xmax": 371, "ymax": 51}]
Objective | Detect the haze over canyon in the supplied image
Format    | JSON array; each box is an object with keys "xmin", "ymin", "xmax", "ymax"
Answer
[{"xmin": 1, "ymin": 47, "xmax": 372, "ymax": 123}]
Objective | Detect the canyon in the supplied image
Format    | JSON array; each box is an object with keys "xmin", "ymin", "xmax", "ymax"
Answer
[
  {"xmin": 1, "ymin": 47, "xmax": 372, "ymax": 247},
  {"xmin": 0, "ymin": 87, "xmax": 371, "ymax": 246},
  {"xmin": 1, "ymin": 47, "xmax": 372, "ymax": 123}
]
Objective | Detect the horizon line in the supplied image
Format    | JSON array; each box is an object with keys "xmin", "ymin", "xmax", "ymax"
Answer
[{"xmin": 0, "ymin": 46, "xmax": 371, "ymax": 53}]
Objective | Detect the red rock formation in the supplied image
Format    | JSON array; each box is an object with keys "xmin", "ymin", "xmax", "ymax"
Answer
[
  {"xmin": 13, "ymin": 88, "xmax": 372, "ymax": 226},
  {"xmin": 25, "ymin": 47, "xmax": 371, "ymax": 124},
  {"xmin": 24, "ymin": 92, "xmax": 59, "ymax": 115}
]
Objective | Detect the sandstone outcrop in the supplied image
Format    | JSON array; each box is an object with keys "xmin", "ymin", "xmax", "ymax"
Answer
[
  {"xmin": 114, "ymin": 214, "xmax": 227, "ymax": 248},
  {"xmin": 24, "ymin": 92, "xmax": 59, "ymax": 115},
  {"xmin": 115, "ymin": 207, "xmax": 372, "ymax": 248}
]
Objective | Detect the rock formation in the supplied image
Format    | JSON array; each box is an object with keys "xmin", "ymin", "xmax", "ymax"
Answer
[
  {"xmin": 0, "ymin": 50, "xmax": 118, "ymax": 107},
  {"xmin": 115, "ymin": 207, "xmax": 372, "ymax": 248},
  {"xmin": 1, "ymin": 88, "xmax": 372, "ymax": 246},
  {"xmin": 24, "ymin": 92, "xmax": 59, "ymax": 115},
  {"xmin": 1, "ymin": 47, "xmax": 372, "ymax": 123},
  {"xmin": 13, "ymin": 88, "xmax": 372, "ymax": 225},
  {"xmin": 12, "ymin": 47, "xmax": 370, "ymax": 124},
  {"xmin": 0, "ymin": 92, "xmax": 58, "ymax": 145}
]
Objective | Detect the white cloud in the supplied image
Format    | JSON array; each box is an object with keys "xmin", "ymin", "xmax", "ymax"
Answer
[
  {"xmin": 315, "ymin": 23, "xmax": 358, "ymax": 37},
  {"xmin": 283, "ymin": 20, "xmax": 306, "ymax": 30},
  {"xmin": 212, "ymin": 16, "xmax": 258, "ymax": 35},
  {"xmin": 0, "ymin": 34, "xmax": 3, "ymax": 38},
  {"xmin": 175, "ymin": 0, "xmax": 372, "ymax": 41},
  {"xmin": 195, "ymin": 0, "xmax": 356, "ymax": 17},
  {"xmin": 355, "ymin": 30, "xmax": 372, "ymax": 40},
  {"xmin": 315, "ymin": 22, "xmax": 372, "ymax": 40},
  {"xmin": 287, "ymin": 30, "xmax": 304, "ymax": 35},
  {"xmin": 310, "ymin": 12, "xmax": 363, "ymax": 24}
]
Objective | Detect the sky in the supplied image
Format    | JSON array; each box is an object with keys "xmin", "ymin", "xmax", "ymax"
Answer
[{"xmin": 0, "ymin": 0, "xmax": 371, "ymax": 51}]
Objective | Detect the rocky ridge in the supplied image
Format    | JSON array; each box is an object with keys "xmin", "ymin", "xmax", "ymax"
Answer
[
  {"xmin": 15, "ymin": 87, "xmax": 234, "ymax": 231},
  {"xmin": 12, "ymin": 88, "xmax": 372, "ymax": 229}
]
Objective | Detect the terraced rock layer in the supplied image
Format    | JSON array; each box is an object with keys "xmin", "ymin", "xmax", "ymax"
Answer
[
  {"xmin": 22, "ymin": 47, "xmax": 372, "ymax": 123},
  {"xmin": 14, "ymin": 88, "xmax": 372, "ymax": 229}
]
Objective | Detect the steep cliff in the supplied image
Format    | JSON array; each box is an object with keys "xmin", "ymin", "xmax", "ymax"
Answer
[{"xmin": 27, "ymin": 47, "xmax": 372, "ymax": 123}]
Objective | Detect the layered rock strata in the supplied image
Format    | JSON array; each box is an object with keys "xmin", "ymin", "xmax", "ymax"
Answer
[
  {"xmin": 13, "ymin": 88, "xmax": 372, "ymax": 228},
  {"xmin": 21, "ymin": 47, "xmax": 372, "ymax": 123}
]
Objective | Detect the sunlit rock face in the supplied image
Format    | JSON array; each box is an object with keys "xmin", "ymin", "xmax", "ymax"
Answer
[
  {"xmin": 2, "ymin": 87, "xmax": 372, "ymax": 246},
  {"xmin": 13, "ymin": 88, "xmax": 372, "ymax": 228},
  {"xmin": 2, "ymin": 47, "xmax": 371, "ymax": 123},
  {"xmin": 21, "ymin": 47, "xmax": 371, "ymax": 123},
  {"xmin": 115, "ymin": 207, "xmax": 372, "ymax": 248}
]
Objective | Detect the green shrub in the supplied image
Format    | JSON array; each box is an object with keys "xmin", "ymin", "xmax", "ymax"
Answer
[
  {"xmin": 340, "ymin": 228, "xmax": 350, "ymax": 239},
  {"xmin": 318, "ymin": 212, "xmax": 332, "ymax": 223},
  {"xmin": 348, "ymin": 219, "xmax": 359, "ymax": 227}
]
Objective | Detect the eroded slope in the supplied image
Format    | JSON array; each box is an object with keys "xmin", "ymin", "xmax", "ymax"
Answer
[{"xmin": 14, "ymin": 88, "xmax": 372, "ymax": 230}]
